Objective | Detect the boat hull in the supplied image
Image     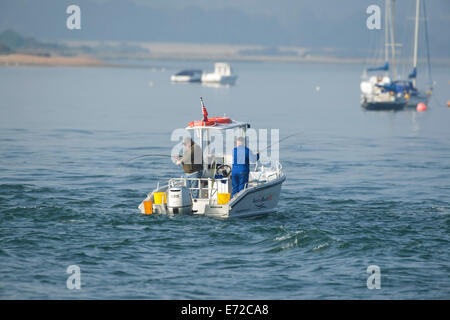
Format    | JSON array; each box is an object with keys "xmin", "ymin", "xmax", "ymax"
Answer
[
  {"xmin": 405, "ymin": 92, "xmax": 430, "ymax": 108},
  {"xmin": 170, "ymin": 75, "xmax": 201, "ymax": 82},
  {"xmin": 361, "ymin": 97, "xmax": 407, "ymax": 111},
  {"xmin": 201, "ymin": 74, "xmax": 237, "ymax": 85},
  {"xmin": 227, "ymin": 175, "xmax": 285, "ymax": 218},
  {"xmin": 139, "ymin": 174, "xmax": 286, "ymax": 218}
]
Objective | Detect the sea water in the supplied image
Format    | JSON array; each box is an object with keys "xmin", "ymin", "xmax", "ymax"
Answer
[{"xmin": 0, "ymin": 61, "xmax": 449, "ymax": 299}]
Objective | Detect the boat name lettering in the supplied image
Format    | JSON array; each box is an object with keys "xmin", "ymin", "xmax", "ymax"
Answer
[{"xmin": 253, "ymin": 195, "xmax": 273, "ymax": 203}]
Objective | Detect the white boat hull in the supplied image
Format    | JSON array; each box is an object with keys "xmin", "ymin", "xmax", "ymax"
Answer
[
  {"xmin": 201, "ymin": 74, "xmax": 237, "ymax": 85},
  {"xmin": 170, "ymin": 75, "xmax": 201, "ymax": 82},
  {"xmin": 227, "ymin": 175, "xmax": 285, "ymax": 218},
  {"xmin": 138, "ymin": 169, "xmax": 285, "ymax": 218}
]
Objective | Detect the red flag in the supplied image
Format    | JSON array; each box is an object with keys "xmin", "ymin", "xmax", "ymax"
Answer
[
  {"xmin": 200, "ymin": 97, "xmax": 208, "ymax": 122},
  {"xmin": 202, "ymin": 106, "xmax": 208, "ymax": 121}
]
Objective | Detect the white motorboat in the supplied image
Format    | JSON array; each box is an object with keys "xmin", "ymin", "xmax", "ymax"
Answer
[
  {"xmin": 201, "ymin": 63, "xmax": 237, "ymax": 85},
  {"xmin": 170, "ymin": 69, "xmax": 203, "ymax": 82},
  {"xmin": 138, "ymin": 99, "xmax": 285, "ymax": 218}
]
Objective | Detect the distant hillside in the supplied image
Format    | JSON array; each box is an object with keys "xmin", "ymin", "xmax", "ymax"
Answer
[
  {"xmin": 0, "ymin": 29, "xmax": 65, "ymax": 56},
  {"xmin": 0, "ymin": 29, "xmax": 61, "ymax": 50},
  {"xmin": 0, "ymin": 43, "xmax": 13, "ymax": 54},
  {"xmin": 0, "ymin": 0, "xmax": 449, "ymax": 58},
  {"xmin": 0, "ymin": 29, "xmax": 151, "ymax": 58},
  {"xmin": 0, "ymin": 29, "xmax": 39, "ymax": 49}
]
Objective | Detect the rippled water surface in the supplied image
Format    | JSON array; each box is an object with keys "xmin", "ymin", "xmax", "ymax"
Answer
[{"xmin": 0, "ymin": 61, "xmax": 449, "ymax": 299}]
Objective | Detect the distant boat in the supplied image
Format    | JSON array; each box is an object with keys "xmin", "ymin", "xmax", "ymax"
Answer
[
  {"xmin": 361, "ymin": 75, "xmax": 408, "ymax": 111},
  {"xmin": 170, "ymin": 69, "xmax": 203, "ymax": 82},
  {"xmin": 399, "ymin": 0, "xmax": 433, "ymax": 108},
  {"xmin": 360, "ymin": 0, "xmax": 407, "ymax": 111},
  {"xmin": 201, "ymin": 63, "xmax": 237, "ymax": 85},
  {"xmin": 392, "ymin": 80, "xmax": 430, "ymax": 108}
]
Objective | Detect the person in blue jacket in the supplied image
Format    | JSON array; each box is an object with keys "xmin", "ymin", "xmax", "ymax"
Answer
[{"xmin": 232, "ymin": 137, "xmax": 259, "ymax": 197}]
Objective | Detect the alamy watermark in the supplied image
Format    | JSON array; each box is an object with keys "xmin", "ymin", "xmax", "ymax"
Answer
[
  {"xmin": 366, "ymin": 265, "xmax": 381, "ymax": 289},
  {"xmin": 66, "ymin": 5, "xmax": 81, "ymax": 30},
  {"xmin": 366, "ymin": 5, "xmax": 381, "ymax": 30},
  {"xmin": 66, "ymin": 265, "xmax": 81, "ymax": 290},
  {"xmin": 170, "ymin": 128, "xmax": 280, "ymax": 165}
]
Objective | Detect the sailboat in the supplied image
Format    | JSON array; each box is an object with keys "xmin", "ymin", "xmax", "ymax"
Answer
[
  {"xmin": 397, "ymin": 0, "xmax": 433, "ymax": 108},
  {"xmin": 360, "ymin": 0, "xmax": 408, "ymax": 111}
]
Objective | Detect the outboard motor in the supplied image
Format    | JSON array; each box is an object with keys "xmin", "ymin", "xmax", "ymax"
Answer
[{"xmin": 167, "ymin": 187, "xmax": 193, "ymax": 214}]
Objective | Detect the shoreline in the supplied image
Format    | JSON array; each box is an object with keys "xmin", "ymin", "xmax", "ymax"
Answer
[
  {"xmin": 0, "ymin": 53, "xmax": 106, "ymax": 67},
  {"xmin": 1, "ymin": 52, "xmax": 449, "ymax": 69}
]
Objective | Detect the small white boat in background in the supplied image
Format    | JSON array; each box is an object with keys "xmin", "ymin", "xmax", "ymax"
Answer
[
  {"xmin": 138, "ymin": 98, "xmax": 285, "ymax": 218},
  {"xmin": 201, "ymin": 63, "xmax": 238, "ymax": 85},
  {"xmin": 170, "ymin": 69, "xmax": 203, "ymax": 82}
]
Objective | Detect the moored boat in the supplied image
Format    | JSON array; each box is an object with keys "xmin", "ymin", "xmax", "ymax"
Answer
[
  {"xmin": 401, "ymin": 0, "xmax": 433, "ymax": 108},
  {"xmin": 360, "ymin": 0, "xmax": 433, "ymax": 111},
  {"xmin": 201, "ymin": 62, "xmax": 237, "ymax": 85},
  {"xmin": 170, "ymin": 69, "xmax": 203, "ymax": 82}
]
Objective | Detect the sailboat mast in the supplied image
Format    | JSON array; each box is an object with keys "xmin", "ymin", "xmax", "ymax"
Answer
[
  {"xmin": 389, "ymin": 0, "xmax": 397, "ymax": 80},
  {"xmin": 385, "ymin": 0, "xmax": 390, "ymax": 64},
  {"xmin": 413, "ymin": 0, "xmax": 420, "ymax": 87}
]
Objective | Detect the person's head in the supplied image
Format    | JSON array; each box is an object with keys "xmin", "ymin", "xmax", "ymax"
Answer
[
  {"xmin": 183, "ymin": 136, "xmax": 193, "ymax": 147},
  {"xmin": 235, "ymin": 136, "xmax": 245, "ymax": 146}
]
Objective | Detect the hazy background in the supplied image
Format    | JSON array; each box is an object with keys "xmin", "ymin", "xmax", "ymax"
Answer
[{"xmin": 0, "ymin": 0, "xmax": 449, "ymax": 58}]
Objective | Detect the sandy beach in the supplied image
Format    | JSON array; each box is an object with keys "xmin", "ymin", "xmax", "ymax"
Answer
[
  {"xmin": 0, "ymin": 53, "xmax": 105, "ymax": 67},
  {"xmin": 1, "ymin": 47, "xmax": 449, "ymax": 68}
]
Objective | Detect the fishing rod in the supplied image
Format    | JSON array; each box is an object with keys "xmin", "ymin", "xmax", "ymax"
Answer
[
  {"xmin": 257, "ymin": 133, "xmax": 298, "ymax": 153},
  {"xmin": 126, "ymin": 133, "xmax": 299, "ymax": 163},
  {"xmin": 126, "ymin": 153, "xmax": 179, "ymax": 163}
]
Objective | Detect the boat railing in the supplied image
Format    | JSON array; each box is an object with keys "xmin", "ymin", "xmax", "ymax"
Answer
[
  {"xmin": 167, "ymin": 177, "xmax": 229, "ymax": 199},
  {"xmin": 155, "ymin": 179, "xmax": 170, "ymax": 191},
  {"xmin": 251, "ymin": 161, "xmax": 283, "ymax": 183},
  {"xmin": 155, "ymin": 161, "xmax": 283, "ymax": 198}
]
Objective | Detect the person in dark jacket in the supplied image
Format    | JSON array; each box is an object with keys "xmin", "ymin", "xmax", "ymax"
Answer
[
  {"xmin": 231, "ymin": 137, "xmax": 259, "ymax": 197},
  {"xmin": 175, "ymin": 137, "xmax": 203, "ymax": 197}
]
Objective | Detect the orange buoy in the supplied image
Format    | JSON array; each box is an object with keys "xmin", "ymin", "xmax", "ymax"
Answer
[
  {"xmin": 417, "ymin": 102, "xmax": 427, "ymax": 112},
  {"xmin": 447, "ymin": 100, "xmax": 450, "ymax": 108}
]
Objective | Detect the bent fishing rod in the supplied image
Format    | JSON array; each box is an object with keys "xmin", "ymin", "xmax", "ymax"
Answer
[
  {"xmin": 257, "ymin": 133, "xmax": 298, "ymax": 153},
  {"xmin": 126, "ymin": 133, "xmax": 299, "ymax": 163},
  {"xmin": 126, "ymin": 154, "xmax": 180, "ymax": 162}
]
